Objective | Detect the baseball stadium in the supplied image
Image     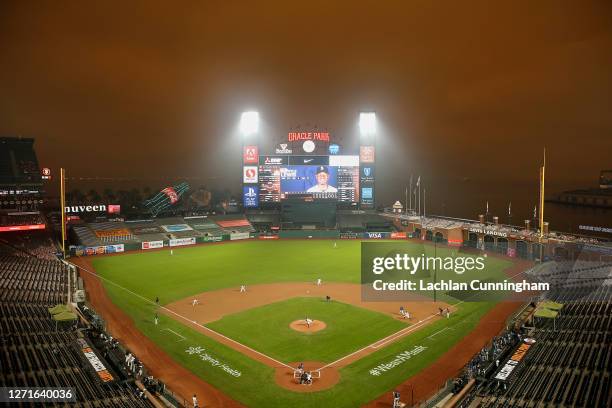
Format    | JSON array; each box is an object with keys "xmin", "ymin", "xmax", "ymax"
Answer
[
  {"xmin": 1, "ymin": 115, "xmax": 611, "ymax": 408},
  {"xmin": 2, "ymin": 3, "xmax": 612, "ymax": 407}
]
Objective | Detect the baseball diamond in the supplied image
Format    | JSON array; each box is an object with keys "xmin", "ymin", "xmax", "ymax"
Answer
[{"xmin": 74, "ymin": 239, "xmax": 526, "ymax": 407}]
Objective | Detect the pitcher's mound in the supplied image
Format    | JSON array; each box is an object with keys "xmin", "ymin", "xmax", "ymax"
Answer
[{"xmin": 289, "ymin": 319, "xmax": 326, "ymax": 333}]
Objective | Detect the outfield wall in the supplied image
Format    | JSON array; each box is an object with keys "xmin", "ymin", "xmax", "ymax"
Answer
[
  {"xmin": 278, "ymin": 230, "xmax": 340, "ymax": 239},
  {"xmin": 69, "ymin": 231, "xmax": 413, "ymax": 256},
  {"xmin": 69, "ymin": 233, "xmax": 254, "ymax": 256}
]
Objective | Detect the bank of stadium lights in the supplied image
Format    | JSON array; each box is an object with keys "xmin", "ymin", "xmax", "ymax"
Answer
[
  {"xmin": 239, "ymin": 111, "xmax": 259, "ymax": 136},
  {"xmin": 359, "ymin": 112, "xmax": 377, "ymax": 137}
]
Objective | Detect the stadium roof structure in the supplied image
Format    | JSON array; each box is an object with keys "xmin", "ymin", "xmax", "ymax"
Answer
[
  {"xmin": 534, "ymin": 308, "xmax": 559, "ymax": 319},
  {"xmin": 52, "ymin": 311, "xmax": 78, "ymax": 322},
  {"xmin": 538, "ymin": 300, "xmax": 564, "ymax": 311}
]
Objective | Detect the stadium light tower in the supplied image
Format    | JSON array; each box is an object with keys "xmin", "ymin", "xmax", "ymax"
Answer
[
  {"xmin": 359, "ymin": 112, "xmax": 377, "ymax": 137},
  {"xmin": 240, "ymin": 111, "xmax": 259, "ymax": 136}
]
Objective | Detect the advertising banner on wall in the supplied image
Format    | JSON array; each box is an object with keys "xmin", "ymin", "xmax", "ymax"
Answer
[
  {"xmin": 360, "ymin": 146, "xmax": 375, "ymax": 163},
  {"xmin": 169, "ymin": 237, "xmax": 196, "ymax": 247},
  {"xmin": 361, "ymin": 187, "xmax": 374, "ymax": 207},
  {"xmin": 364, "ymin": 232, "xmax": 390, "ymax": 239},
  {"xmin": 361, "ymin": 165, "xmax": 375, "ymax": 183},
  {"xmin": 105, "ymin": 244, "xmax": 125, "ymax": 253},
  {"xmin": 243, "ymin": 186, "xmax": 259, "ymax": 208},
  {"xmin": 64, "ymin": 204, "xmax": 116, "ymax": 214},
  {"xmin": 243, "ymin": 145, "xmax": 258, "ymax": 164},
  {"xmin": 275, "ymin": 143, "xmax": 293, "ymax": 154},
  {"xmin": 494, "ymin": 341, "xmax": 534, "ymax": 381},
  {"xmin": 142, "ymin": 241, "xmax": 164, "ymax": 250},
  {"xmin": 390, "ymin": 232, "xmax": 407, "ymax": 239},
  {"xmin": 72, "ymin": 244, "xmax": 125, "ymax": 256},
  {"xmin": 258, "ymin": 235, "xmax": 279, "ymax": 239},
  {"xmin": 202, "ymin": 235, "xmax": 223, "ymax": 242},
  {"xmin": 76, "ymin": 338, "xmax": 114, "ymax": 383},
  {"xmin": 107, "ymin": 204, "xmax": 121, "ymax": 214},
  {"xmin": 230, "ymin": 232, "xmax": 251, "ymax": 241},
  {"xmin": 243, "ymin": 166, "xmax": 258, "ymax": 183}
]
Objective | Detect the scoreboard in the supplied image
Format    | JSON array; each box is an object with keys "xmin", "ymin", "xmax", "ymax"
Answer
[{"xmin": 243, "ymin": 130, "xmax": 375, "ymax": 208}]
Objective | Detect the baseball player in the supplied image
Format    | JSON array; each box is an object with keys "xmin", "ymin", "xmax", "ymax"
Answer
[
  {"xmin": 316, "ymin": 278, "xmax": 322, "ymax": 286},
  {"xmin": 333, "ymin": 241, "xmax": 337, "ymax": 248},
  {"xmin": 170, "ymin": 249, "xmax": 174, "ymax": 256},
  {"xmin": 305, "ymin": 317, "xmax": 313, "ymax": 328},
  {"xmin": 154, "ymin": 313, "xmax": 159, "ymax": 325},
  {"xmin": 240, "ymin": 284, "xmax": 247, "ymax": 293},
  {"xmin": 306, "ymin": 166, "xmax": 338, "ymax": 193},
  {"xmin": 192, "ymin": 298, "xmax": 200, "ymax": 307},
  {"xmin": 392, "ymin": 390, "xmax": 401, "ymax": 407}
]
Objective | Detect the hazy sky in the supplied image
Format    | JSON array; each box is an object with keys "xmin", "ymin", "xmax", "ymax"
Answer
[{"xmin": 1, "ymin": 0, "xmax": 611, "ymax": 206}]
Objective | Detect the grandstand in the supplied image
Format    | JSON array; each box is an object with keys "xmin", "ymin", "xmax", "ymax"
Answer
[
  {"xmin": 0, "ymin": 241, "xmax": 155, "ymax": 407},
  {"xmin": 446, "ymin": 261, "xmax": 612, "ymax": 408},
  {"xmin": 69, "ymin": 215, "xmax": 255, "ymax": 249}
]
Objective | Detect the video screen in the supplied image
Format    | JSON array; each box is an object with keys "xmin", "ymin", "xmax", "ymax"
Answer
[
  {"xmin": 258, "ymin": 156, "xmax": 360, "ymax": 203},
  {"xmin": 281, "ymin": 165, "xmax": 338, "ymax": 198}
]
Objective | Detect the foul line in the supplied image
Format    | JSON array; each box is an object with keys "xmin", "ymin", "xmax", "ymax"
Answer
[
  {"xmin": 162, "ymin": 328, "xmax": 186, "ymax": 342},
  {"xmin": 316, "ymin": 267, "xmax": 533, "ymax": 371},
  {"xmin": 72, "ymin": 261, "xmax": 294, "ymax": 370},
  {"xmin": 426, "ymin": 326, "xmax": 451, "ymax": 340}
]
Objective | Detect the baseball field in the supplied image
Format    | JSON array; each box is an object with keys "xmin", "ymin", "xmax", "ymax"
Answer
[{"xmin": 79, "ymin": 240, "xmax": 525, "ymax": 407}]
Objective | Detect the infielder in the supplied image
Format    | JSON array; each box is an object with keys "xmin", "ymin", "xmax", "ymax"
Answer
[
  {"xmin": 192, "ymin": 298, "xmax": 200, "ymax": 307},
  {"xmin": 316, "ymin": 278, "xmax": 322, "ymax": 286},
  {"xmin": 240, "ymin": 285, "xmax": 247, "ymax": 293}
]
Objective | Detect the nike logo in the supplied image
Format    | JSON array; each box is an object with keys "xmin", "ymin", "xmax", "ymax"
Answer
[{"xmin": 304, "ymin": 159, "xmax": 313, "ymax": 163}]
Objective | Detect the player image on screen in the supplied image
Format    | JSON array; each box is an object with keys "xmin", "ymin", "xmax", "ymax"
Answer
[
  {"xmin": 307, "ymin": 166, "xmax": 338, "ymax": 193},
  {"xmin": 280, "ymin": 166, "xmax": 338, "ymax": 199}
]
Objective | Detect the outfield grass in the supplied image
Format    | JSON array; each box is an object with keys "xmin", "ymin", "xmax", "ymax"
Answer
[
  {"xmin": 92, "ymin": 240, "xmax": 512, "ymax": 407},
  {"xmin": 93, "ymin": 240, "xmax": 362, "ymax": 304},
  {"xmin": 206, "ymin": 297, "xmax": 407, "ymax": 363}
]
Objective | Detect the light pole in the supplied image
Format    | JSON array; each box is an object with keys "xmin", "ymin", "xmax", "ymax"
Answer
[{"xmin": 433, "ymin": 235, "xmax": 437, "ymax": 303}]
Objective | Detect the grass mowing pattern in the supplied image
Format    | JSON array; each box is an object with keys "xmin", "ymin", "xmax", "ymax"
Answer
[
  {"xmin": 93, "ymin": 240, "xmax": 510, "ymax": 407},
  {"xmin": 206, "ymin": 297, "xmax": 407, "ymax": 363}
]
